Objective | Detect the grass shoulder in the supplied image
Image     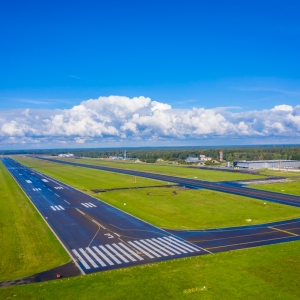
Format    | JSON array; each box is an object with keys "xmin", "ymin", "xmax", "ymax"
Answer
[
  {"xmin": 0, "ymin": 161, "xmax": 69, "ymax": 282},
  {"xmin": 14, "ymin": 157, "xmax": 166, "ymax": 190},
  {"xmin": 1, "ymin": 240, "xmax": 300, "ymax": 299},
  {"xmin": 51, "ymin": 156, "xmax": 265, "ymax": 182},
  {"xmin": 97, "ymin": 187, "xmax": 300, "ymax": 229},
  {"xmin": 249, "ymin": 178, "xmax": 300, "ymax": 196}
]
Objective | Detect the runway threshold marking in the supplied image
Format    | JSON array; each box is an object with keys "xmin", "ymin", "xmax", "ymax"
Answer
[{"xmin": 268, "ymin": 226, "xmax": 298, "ymax": 237}]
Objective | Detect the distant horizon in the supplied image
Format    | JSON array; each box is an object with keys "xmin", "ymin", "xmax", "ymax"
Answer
[{"xmin": 1, "ymin": 143, "xmax": 300, "ymax": 153}]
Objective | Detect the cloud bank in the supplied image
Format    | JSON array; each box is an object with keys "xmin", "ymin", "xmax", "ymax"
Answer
[{"xmin": 1, "ymin": 96, "xmax": 300, "ymax": 148}]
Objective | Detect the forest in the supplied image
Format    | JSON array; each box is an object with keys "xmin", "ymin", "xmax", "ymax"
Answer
[{"xmin": 2, "ymin": 145, "xmax": 300, "ymax": 163}]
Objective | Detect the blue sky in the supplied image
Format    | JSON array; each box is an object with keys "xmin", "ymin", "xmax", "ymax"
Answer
[{"xmin": 0, "ymin": 1, "xmax": 300, "ymax": 148}]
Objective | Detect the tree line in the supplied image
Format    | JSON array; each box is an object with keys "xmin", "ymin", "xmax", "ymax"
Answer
[{"xmin": 2, "ymin": 145, "xmax": 300, "ymax": 163}]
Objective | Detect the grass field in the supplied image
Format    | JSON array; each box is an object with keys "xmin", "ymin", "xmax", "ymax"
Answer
[
  {"xmin": 13, "ymin": 157, "xmax": 300, "ymax": 229},
  {"xmin": 249, "ymin": 178, "xmax": 300, "ymax": 196},
  {"xmin": 14, "ymin": 157, "xmax": 167, "ymax": 191},
  {"xmin": 98, "ymin": 187, "xmax": 300, "ymax": 229},
  {"xmin": 1, "ymin": 240, "xmax": 300, "ymax": 300},
  {"xmin": 0, "ymin": 161, "xmax": 69, "ymax": 282},
  {"xmin": 259, "ymin": 169, "xmax": 300, "ymax": 177},
  {"xmin": 51, "ymin": 156, "xmax": 265, "ymax": 181}
]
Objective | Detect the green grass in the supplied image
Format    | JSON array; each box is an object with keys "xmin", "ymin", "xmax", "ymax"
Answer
[
  {"xmin": 97, "ymin": 187, "xmax": 300, "ymax": 229},
  {"xmin": 259, "ymin": 169, "xmax": 300, "ymax": 177},
  {"xmin": 249, "ymin": 178, "xmax": 300, "ymax": 196},
  {"xmin": 0, "ymin": 161, "xmax": 70, "ymax": 282},
  {"xmin": 1, "ymin": 240, "xmax": 300, "ymax": 299},
  {"xmin": 14, "ymin": 157, "xmax": 167, "ymax": 191},
  {"xmin": 14, "ymin": 157, "xmax": 300, "ymax": 229},
  {"xmin": 51, "ymin": 156, "xmax": 265, "ymax": 181}
]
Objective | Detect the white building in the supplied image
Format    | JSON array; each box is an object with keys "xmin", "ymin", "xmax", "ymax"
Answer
[
  {"xmin": 234, "ymin": 160, "xmax": 300, "ymax": 169},
  {"xmin": 199, "ymin": 154, "xmax": 212, "ymax": 161},
  {"xmin": 58, "ymin": 153, "xmax": 74, "ymax": 158}
]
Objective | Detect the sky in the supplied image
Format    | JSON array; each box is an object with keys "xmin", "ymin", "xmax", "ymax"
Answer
[{"xmin": 0, "ymin": 0, "xmax": 300, "ymax": 149}]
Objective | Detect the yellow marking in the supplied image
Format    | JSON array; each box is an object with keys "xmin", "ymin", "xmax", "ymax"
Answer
[
  {"xmin": 76, "ymin": 209, "xmax": 101, "ymax": 247},
  {"xmin": 188, "ymin": 226, "xmax": 300, "ymax": 244},
  {"xmin": 269, "ymin": 226, "xmax": 298, "ymax": 237},
  {"xmin": 206, "ymin": 234, "xmax": 299, "ymax": 250}
]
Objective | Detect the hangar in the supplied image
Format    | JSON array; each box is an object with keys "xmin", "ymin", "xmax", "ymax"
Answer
[{"xmin": 233, "ymin": 160, "xmax": 300, "ymax": 169}]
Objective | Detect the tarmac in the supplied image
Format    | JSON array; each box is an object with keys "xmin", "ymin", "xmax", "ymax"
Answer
[{"xmin": 2, "ymin": 157, "xmax": 300, "ymax": 281}]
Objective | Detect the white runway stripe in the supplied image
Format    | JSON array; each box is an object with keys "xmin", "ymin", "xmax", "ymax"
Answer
[
  {"xmin": 41, "ymin": 179, "xmax": 48, "ymax": 182},
  {"xmin": 112, "ymin": 244, "xmax": 136, "ymax": 262},
  {"xmin": 139, "ymin": 240, "xmax": 168, "ymax": 257},
  {"xmin": 26, "ymin": 180, "xmax": 32, "ymax": 183},
  {"xmin": 86, "ymin": 247, "xmax": 107, "ymax": 267},
  {"xmin": 58, "ymin": 205, "xmax": 65, "ymax": 210},
  {"xmin": 152, "ymin": 238, "xmax": 180, "ymax": 254},
  {"xmin": 99, "ymin": 246, "xmax": 122, "ymax": 264},
  {"xmin": 128, "ymin": 241, "xmax": 154, "ymax": 258},
  {"xmin": 147, "ymin": 239, "xmax": 175, "ymax": 256},
  {"xmin": 88, "ymin": 203, "xmax": 97, "ymax": 207},
  {"xmin": 164, "ymin": 237, "xmax": 194, "ymax": 252},
  {"xmin": 169, "ymin": 236, "xmax": 200, "ymax": 251},
  {"xmin": 81, "ymin": 203, "xmax": 89, "ymax": 207},
  {"xmin": 54, "ymin": 206, "xmax": 61, "ymax": 211},
  {"xmin": 119, "ymin": 243, "xmax": 144, "ymax": 260},
  {"xmin": 133, "ymin": 241, "xmax": 161, "ymax": 258},
  {"xmin": 157, "ymin": 238, "xmax": 187, "ymax": 253},
  {"xmin": 106, "ymin": 245, "xmax": 129, "ymax": 263},
  {"xmin": 72, "ymin": 249, "xmax": 91, "ymax": 269},
  {"xmin": 50, "ymin": 206, "xmax": 56, "ymax": 211},
  {"xmin": 79, "ymin": 248, "xmax": 98, "ymax": 268},
  {"xmin": 162, "ymin": 237, "xmax": 193, "ymax": 252},
  {"xmin": 92, "ymin": 247, "xmax": 114, "ymax": 266},
  {"xmin": 85, "ymin": 203, "xmax": 93, "ymax": 207}
]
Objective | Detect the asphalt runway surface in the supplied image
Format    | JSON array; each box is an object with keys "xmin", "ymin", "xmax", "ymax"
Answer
[
  {"xmin": 2, "ymin": 158, "xmax": 208, "ymax": 275},
  {"xmin": 38, "ymin": 156, "xmax": 300, "ymax": 207},
  {"xmin": 2, "ymin": 157, "xmax": 300, "ymax": 276}
]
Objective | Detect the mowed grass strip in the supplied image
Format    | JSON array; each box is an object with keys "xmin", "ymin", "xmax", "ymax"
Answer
[
  {"xmin": 97, "ymin": 187, "xmax": 300, "ymax": 229},
  {"xmin": 1, "ymin": 241, "xmax": 300, "ymax": 300},
  {"xmin": 0, "ymin": 161, "xmax": 69, "ymax": 282},
  {"xmin": 15, "ymin": 157, "xmax": 166, "ymax": 190},
  {"xmin": 249, "ymin": 178, "xmax": 300, "ymax": 196},
  {"xmin": 52, "ymin": 156, "xmax": 265, "ymax": 181}
]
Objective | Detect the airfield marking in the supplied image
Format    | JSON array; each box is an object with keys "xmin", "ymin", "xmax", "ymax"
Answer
[
  {"xmin": 206, "ymin": 235, "xmax": 300, "ymax": 250},
  {"xmin": 268, "ymin": 226, "xmax": 298, "ymax": 237}
]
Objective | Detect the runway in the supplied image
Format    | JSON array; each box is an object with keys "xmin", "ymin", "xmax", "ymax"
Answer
[
  {"xmin": 1, "ymin": 158, "xmax": 208, "ymax": 275},
  {"xmin": 37, "ymin": 156, "xmax": 300, "ymax": 208},
  {"xmin": 2, "ymin": 157, "xmax": 300, "ymax": 276}
]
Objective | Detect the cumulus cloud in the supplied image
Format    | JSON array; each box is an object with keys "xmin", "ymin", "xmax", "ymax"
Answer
[{"xmin": 0, "ymin": 96, "xmax": 300, "ymax": 147}]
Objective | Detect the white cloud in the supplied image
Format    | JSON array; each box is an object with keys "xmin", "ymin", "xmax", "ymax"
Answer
[
  {"xmin": 272, "ymin": 104, "xmax": 293, "ymax": 111},
  {"xmin": 0, "ymin": 96, "xmax": 300, "ymax": 147}
]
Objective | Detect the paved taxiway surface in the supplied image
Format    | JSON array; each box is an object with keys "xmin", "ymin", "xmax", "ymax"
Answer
[
  {"xmin": 38, "ymin": 156, "xmax": 300, "ymax": 207},
  {"xmin": 2, "ymin": 157, "xmax": 300, "ymax": 275},
  {"xmin": 2, "ymin": 158, "xmax": 208, "ymax": 275}
]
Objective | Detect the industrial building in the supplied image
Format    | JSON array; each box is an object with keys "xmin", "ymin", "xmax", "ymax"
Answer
[{"xmin": 234, "ymin": 160, "xmax": 300, "ymax": 169}]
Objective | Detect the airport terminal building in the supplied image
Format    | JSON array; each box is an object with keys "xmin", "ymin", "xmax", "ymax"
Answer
[{"xmin": 234, "ymin": 160, "xmax": 300, "ymax": 169}]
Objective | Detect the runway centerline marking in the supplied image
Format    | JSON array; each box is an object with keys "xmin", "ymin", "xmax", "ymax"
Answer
[
  {"xmin": 76, "ymin": 208, "xmax": 102, "ymax": 247},
  {"xmin": 268, "ymin": 226, "xmax": 298, "ymax": 237}
]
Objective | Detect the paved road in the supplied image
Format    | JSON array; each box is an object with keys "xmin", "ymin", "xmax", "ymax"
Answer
[
  {"xmin": 1, "ymin": 158, "xmax": 208, "ymax": 275},
  {"xmin": 2, "ymin": 157, "xmax": 300, "ymax": 276}
]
